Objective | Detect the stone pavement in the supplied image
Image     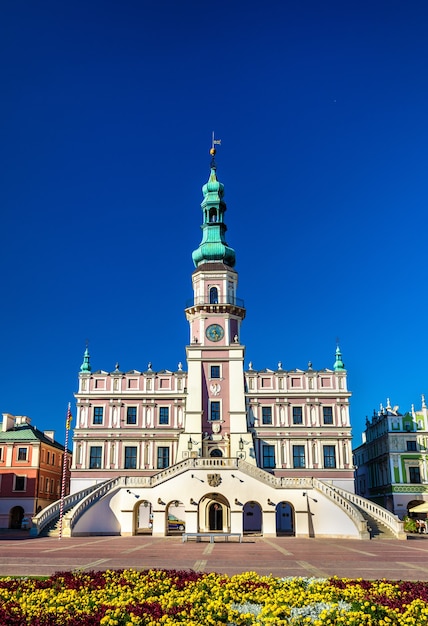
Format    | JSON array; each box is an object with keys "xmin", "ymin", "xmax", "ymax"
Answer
[{"xmin": 1, "ymin": 533, "xmax": 428, "ymax": 580}]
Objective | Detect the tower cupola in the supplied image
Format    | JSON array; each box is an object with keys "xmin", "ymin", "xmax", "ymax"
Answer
[{"xmin": 192, "ymin": 148, "xmax": 236, "ymax": 268}]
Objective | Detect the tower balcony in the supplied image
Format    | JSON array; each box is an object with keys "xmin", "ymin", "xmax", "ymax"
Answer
[{"xmin": 185, "ymin": 295, "xmax": 246, "ymax": 318}]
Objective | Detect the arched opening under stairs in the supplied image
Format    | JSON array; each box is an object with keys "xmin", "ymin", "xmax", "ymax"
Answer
[
  {"xmin": 9, "ymin": 506, "xmax": 24, "ymax": 530},
  {"xmin": 135, "ymin": 500, "xmax": 152, "ymax": 535},
  {"xmin": 199, "ymin": 493, "xmax": 230, "ymax": 533},
  {"xmin": 243, "ymin": 501, "xmax": 262, "ymax": 535},
  {"xmin": 166, "ymin": 500, "xmax": 186, "ymax": 535},
  {"xmin": 275, "ymin": 501, "xmax": 295, "ymax": 536}
]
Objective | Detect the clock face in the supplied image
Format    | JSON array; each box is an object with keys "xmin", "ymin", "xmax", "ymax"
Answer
[{"xmin": 206, "ymin": 324, "xmax": 224, "ymax": 342}]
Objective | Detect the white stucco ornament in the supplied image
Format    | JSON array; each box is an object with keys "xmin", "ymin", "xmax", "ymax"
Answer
[{"xmin": 210, "ymin": 383, "xmax": 221, "ymax": 396}]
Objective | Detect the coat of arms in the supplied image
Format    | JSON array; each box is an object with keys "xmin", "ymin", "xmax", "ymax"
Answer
[{"xmin": 207, "ymin": 473, "xmax": 222, "ymax": 487}]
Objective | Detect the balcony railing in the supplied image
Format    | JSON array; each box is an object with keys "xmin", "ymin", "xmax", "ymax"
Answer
[{"xmin": 185, "ymin": 296, "xmax": 245, "ymax": 308}]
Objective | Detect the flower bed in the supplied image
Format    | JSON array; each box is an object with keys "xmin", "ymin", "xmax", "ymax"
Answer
[{"xmin": 1, "ymin": 569, "xmax": 428, "ymax": 624}]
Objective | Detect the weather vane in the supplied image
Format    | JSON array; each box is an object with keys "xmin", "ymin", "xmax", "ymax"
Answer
[{"xmin": 210, "ymin": 131, "xmax": 221, "ymax": 154}]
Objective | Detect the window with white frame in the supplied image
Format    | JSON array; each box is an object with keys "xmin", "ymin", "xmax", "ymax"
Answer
[
  {"xmin": 293, "ymin": 445, "xmax": 305, "ymax": 468},
  {"xmin": 210, "ymin": 365, "xmax": 221, "ymax": 379},
  {"xmin": 17, "ymin": 447, "xmax": 28, "ymax": 461},
  {"xmin": 262, "ymin": 406, "xmax": 272, "ymax": 425},
  {"xmin": 159, "ymin": 407, "xmax": 169, "ymax": 425},
  {"xmin": 262, "ymin": 444, "xmax": 275, "ymax": 469},
  {"xmin": 124, "ymin": 446, "xmax": 137, "ymax": 469},
  {"xmin": 210, "ymin": 401, "xmax": 221, "ymax": 421},
  {"xmin": 157, "ymin": 447, "xmax": 170, "ymax": 469},
  {"xmin": 409, "ymin": 466, "xmax": 421, "ymax": 483},
  {"xmin": 93, "ymin": 407, "xmax": 104, "ymax": 425},
  {"xmin": 89, "ymin": 446, "xmax": 102, "ymax": 469},
  {"xmin": 322, "ymin": 406, "xmax": 333, "ymax": 425},
  {"xmin": 323, "ymin": 445, "xmax": 336, "ymax": 468},
  {"xmin": 292, "ymin": 406, "xmax": 303, "ymax": 425},
  {"xmin": 127, "ymin": 407, "xmax": 137, "ymax": 425}
]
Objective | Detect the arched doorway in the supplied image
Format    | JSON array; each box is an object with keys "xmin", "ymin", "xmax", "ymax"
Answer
[
  {"xmin": 136, "ymin": 501, "xmax": 152, "ymax": 535},
  {"xmin": 199, "ymin": 493, "xmax": 230, "ymax": 533},
  {"xmin": 9, "ymin": 506, "xmax": 24, "ymax": 530},
  {"xmin": 209, "ymin": 502, "xmax": 223, "ymax": 531},
  {"xmin": 166, "ymin": 500, "xmax": 185, "ymax": 535},
  {"xmin": 275, "ymin": 501, "xmax": 295, "ymax": 536},
  {"xmin": 243, "ymin": 501, "xmax": 262, "ymax": 535}
]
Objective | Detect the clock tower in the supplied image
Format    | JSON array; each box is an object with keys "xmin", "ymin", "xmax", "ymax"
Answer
[{"xmin": 177, "ymin": 146, "xmax": 254, "ymax": 463}]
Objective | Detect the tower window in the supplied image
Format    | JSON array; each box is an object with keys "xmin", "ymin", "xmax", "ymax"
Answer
[
  {"xmin": 89, "ymin": 446, "xmax": 102, "ymax": 469},
  {"xmin": 323, "ymin": 407, "xmax": 333, "ymax": 425},
  {"xmin": 262, "ymin": 407, "xmax": 272, "ymax": 425},
  {"xmin": 127, "ymin": 407, "xmax": 137, "ymax": 425},
  {"xmin": 209, "ymin": 287, "xmax": 219, "ymax": 304},
  {"xmin": 159, "ymin": 407, "xmax": 169, "ymax": 425},
  {"xmin": 323, "ymin": 445, "xmax": 336, "ymax": 468},
  {"xmin": 293, "ymin": 445, "xmax": 305, "ymax": 468},
  {"xmin": 124, "ymin": 446, "xmax": 137, "ymax": 469},
  {"xmin": 210, "ymin": 401, "xmax": 221, "ymax": 421},
  {"xmin": 157, "ymin": 447, "xmax": 170, "ymax": 469},
  {"xmin": 262, "ymin": 445, "xmax": 275, "ymax": 469},
  {"xmin": 292, "ymin": 407, "xmax": 303, "ymax": 425},
  {"xmin": 407, "ymin": 440, "xmax": 417, "ymax": 451},
  {"xmin": 93, "ymin": 407, "xmax": 103, "ymax": 425},
  {"xmin": 210, "ymin": 365, "xmax": 220, "ymax": 379}
]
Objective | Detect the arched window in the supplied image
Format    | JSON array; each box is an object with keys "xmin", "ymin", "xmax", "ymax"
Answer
[{"xmin": 209, "ymin": 287, "xmax": 218, "ymax": 304}]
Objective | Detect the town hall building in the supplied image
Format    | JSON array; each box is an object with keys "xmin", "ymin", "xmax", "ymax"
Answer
[{"xmin": 31, "ymin": 146, "xmax": 405, "ymax": 540}]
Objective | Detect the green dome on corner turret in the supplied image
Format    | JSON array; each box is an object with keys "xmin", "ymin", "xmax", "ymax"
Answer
[
  {"xmin": 334, "ymin": 345, "xmax": 345, "ymax": 371},
  {"xmin": 80, "ymin": 346, "xmax": 91, "ymax": 373},
  {"xmin": 192, "ymin": 149, "xmax": 236, "ymax": 269}
]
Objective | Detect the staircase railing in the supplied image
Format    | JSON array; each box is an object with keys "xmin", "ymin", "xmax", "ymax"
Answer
[
  {"xmin": 61, "ymin": 477, "xmax": 123, "ymax": 536},
  {"xmin": 324, "ymin": 484, "xmax": 406, "ymax": 540},
  {"xmin": 30, "ymin": 481, "xmax": 108, "ymax": 537},
  {"xmin": 312, "ymin": 479, "xmax": 370, "ymax": 539}
]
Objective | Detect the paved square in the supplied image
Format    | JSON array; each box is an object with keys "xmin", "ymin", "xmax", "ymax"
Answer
[{"xmin": 1, "ymin": 534, "xmax": 428, "ymax": 580}]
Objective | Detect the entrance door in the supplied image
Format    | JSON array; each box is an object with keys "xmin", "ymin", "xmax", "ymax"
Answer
[
  {"xmin": 10, "ymin": 506, "xmax": 24, "ymax": 529},
  {"xmin": 208, "ymin": 502, "xmax": 223, "ymax": 531},
  {"xmin": 136, "ymin": 501, "xmax": 152, "ymax": 535},
  {"xmin": 276, "ymin": 501, "xmax": 294, "ymax": 535},
  {"xmin": 243, "ymin": 501, "xmax": 262, "ymax": 534}
]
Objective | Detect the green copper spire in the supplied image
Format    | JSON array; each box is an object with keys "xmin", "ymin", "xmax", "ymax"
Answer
[
  {"xmin": 80, "ymin": 346, "xmax": 91, "ymax": 373},
  {"xmin": 334, "ymin": 344, "xmax": 345, "ymax": 371},
  {"xmin": 192, "ymin": 146, "xmax": 236, "ymax": 268}
]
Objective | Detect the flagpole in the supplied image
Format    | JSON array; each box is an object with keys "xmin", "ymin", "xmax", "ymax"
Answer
[{"xmin": 59, "ymin": 403, "xmax": 72, "ymax": 540}]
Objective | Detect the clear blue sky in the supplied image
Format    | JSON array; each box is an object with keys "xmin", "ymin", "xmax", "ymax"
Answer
[{"xmin": 1, "ymin": 0, "xmax": 428, "ymax": 447}]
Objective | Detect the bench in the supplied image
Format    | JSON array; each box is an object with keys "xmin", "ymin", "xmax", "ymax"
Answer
[{"xmin": 182, "ymin": 532, "xmax": 242, "ymax": 543}]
